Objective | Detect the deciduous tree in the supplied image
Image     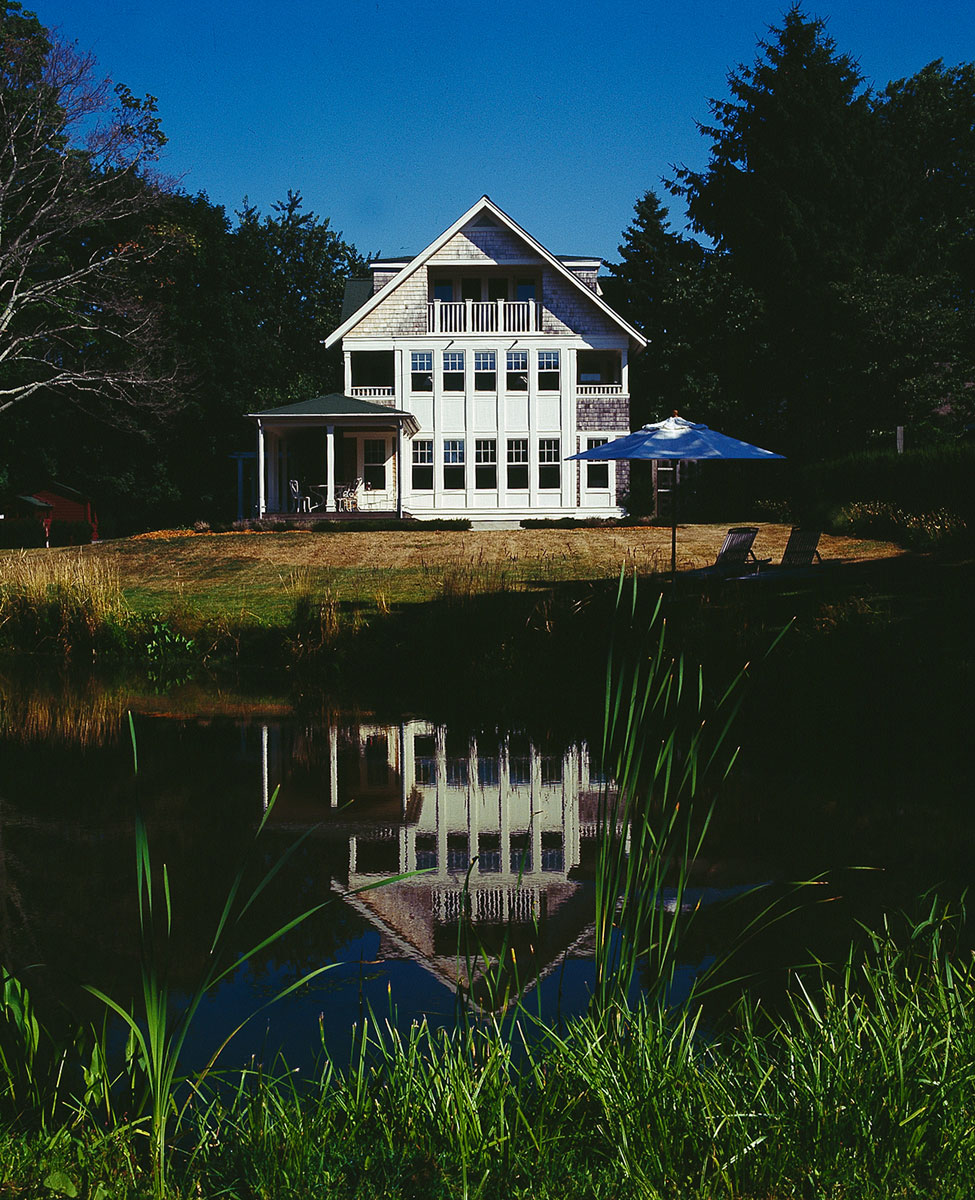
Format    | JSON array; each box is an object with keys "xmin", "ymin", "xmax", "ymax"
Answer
[{"xmin": 0, "ymin": 1, "xmax": 172, "ymax": 418}]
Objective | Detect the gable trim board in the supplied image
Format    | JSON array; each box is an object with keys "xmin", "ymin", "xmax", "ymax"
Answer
[{"xmin": 324, "ymin": 196, "xmax": 646, "ymax": 351}]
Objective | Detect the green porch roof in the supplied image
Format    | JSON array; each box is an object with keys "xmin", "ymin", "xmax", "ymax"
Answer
[
  {"xmin": 249, "ymin": 393, "xmax": 420, "ymax": 436},
  {"xmin": 250, "ymin": 394, "xmax": 404, "ymax": 419}
]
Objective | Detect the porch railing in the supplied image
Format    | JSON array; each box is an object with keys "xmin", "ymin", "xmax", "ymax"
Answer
[
  {"xmin": 427, "ymin": 299, "xmax": 542, "ymax": 334},
  {"xmin": 577, "ymin": 384, "xmax": 625, "ymax": 396},
  {"xmin": 349, "ymin": 386, "xmax": 395, "ymax": 398}
]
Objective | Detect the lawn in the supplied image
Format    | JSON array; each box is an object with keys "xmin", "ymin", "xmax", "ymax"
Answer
[{"xmin": 34, "ymin": 523, "xmax": 902, "ymax": 620}]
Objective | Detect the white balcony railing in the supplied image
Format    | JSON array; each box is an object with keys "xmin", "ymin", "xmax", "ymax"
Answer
[
  {"xmin": 577, "ymin": 384, "xmax": 625, "ymax": 396},
  {"xmin": 427, "ymin": 299, "xmax": 541, "ymax": 334},
  {"xmin": 349, "ymin": 386, "xmax": 395, "ymax": 398}
]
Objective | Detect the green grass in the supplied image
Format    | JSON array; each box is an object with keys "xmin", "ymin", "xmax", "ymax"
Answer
[{"xmin": 6, "ymin": 910, "xmax": 975, "ymax": 1199}]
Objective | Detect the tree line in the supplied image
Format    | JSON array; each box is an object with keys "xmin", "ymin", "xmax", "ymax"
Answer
[
  {"xmin": 0, "ymin": 1, "xmax": 364, "ymax": 530},
  {"xmin": 610, "ymin": 5, "xmax": 975, "ymax": 460},
  {"xmin": 1, "ymin": 1, "xmax": 973, "ymax": 529}
]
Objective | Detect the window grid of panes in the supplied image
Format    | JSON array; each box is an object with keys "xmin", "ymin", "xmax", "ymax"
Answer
[
  {"xmin": 475, "ymin": 439, "xmax": 497, "ymax": 488},
  {"xmin": 443, "ymin": 351, "xmax": 464, "ymax": 372},
  {"xmin": 506, "ymin": 437, "xmax": 529, "ymax": 489},
  {"xmin": 538, "ymin": 438, "xmax": 561, "ymax": 488},
  {"xmin": 443, "ymin": 438, "xmax": 465, "ymax": 489},
  {"xmin": 411, "ymin": 351, "xmax": 432, "ymax": 373},
  {"xmin": 586, "ymin": 438, "xmax": 610, "ymax": 489},
  {"xmin": 474, "ymin": 352, "xmax": 496, "ymax": 372},
  {"xmin": 411, "ymin": 439, "xmax": 433, "ymax": 490}
]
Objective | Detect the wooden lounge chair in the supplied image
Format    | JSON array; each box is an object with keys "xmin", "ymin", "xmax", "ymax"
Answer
[
  {"xmin": 712, "ymin": 526, "xmax": 769, "ymax": 572},
  {"xmin": 777, "ymin": 528, "xmax": 822, "ymax": 568},
  {"xmin": 685, "ymin": 527, "xmax": 769, "ymax": 578}
]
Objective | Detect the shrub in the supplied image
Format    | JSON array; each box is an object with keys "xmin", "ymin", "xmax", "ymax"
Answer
[
  {"xmin": 833, "ymin": 501, "xmax": 968, "ymax": 549},
  {"xmin": 521, "ymin": 517, "xmax": 620, "ymax": 528},
  {"xmin": 308, "ymin": 518, "xmax": 471, "ymax": 532},
  {"xmin": 0, "ymin": 517, "xmax": 45, "ymax": 549},
  {"xmin": 795, "ymin": 443, "xmax": 975, "ymax": 527}
]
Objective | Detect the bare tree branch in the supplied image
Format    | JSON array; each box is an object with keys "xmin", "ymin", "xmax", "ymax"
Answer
[{"xmin": 0, "ymin": 4, "xmax": 180, "ymax": 418}]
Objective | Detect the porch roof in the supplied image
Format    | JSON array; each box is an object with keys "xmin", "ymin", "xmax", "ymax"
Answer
[{"xmin": 250, "ymin": 393, "xmax": 419, "ymax": 436}]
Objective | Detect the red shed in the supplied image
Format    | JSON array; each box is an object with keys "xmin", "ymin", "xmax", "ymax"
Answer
[{"xmin": 23, "ymin": 485, "xmax": 98, "ymax": 540}]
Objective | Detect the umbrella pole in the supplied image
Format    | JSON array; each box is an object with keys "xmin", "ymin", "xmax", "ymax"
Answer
[{"xmin": 671, "ymin": 468, "xmax": 677, "ymax": 576}]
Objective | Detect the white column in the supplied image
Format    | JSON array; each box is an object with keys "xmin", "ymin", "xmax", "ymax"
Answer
[
  {"xmin": 563, "ymin": 345, "xmax": 576, "ymax": 510},
  {"xmin": 260, "ymin": 723, "xmax": 269, "ymax": 812},
  {"xmin": 396, "ymin": 423, "xmax": 404, "ymax": 517},
  {"xmin": 257, "ymin": 421, "xmax": 266, "ymax": 517},
  {"xmin": 326, "ymin": 424, "xmax": 336, "ymax": 511},
  {"xmin": 329, "ymin": 723, "xmax": 339, "ymax": 808}
]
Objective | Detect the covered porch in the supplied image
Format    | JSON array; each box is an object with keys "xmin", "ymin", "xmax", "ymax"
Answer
[{"xmin": 249, "ymin": 394, "xmax": 419, "ymax": 518}]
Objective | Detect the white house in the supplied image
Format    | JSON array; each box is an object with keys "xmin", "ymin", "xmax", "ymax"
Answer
[{"xmin": 250, "ymin": 196, "xmax": 646, "ymax": 521}]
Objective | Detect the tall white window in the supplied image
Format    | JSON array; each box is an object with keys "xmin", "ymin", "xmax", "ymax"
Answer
[
  {"xmin": 411, "ymin": 351, "xmax": 433, "ymax": 392},
  {"xmin": 443, "ymin": 439, "xmax": 465, "ymax": 489},
  {"xmin": 363, "ymin": 439, "xmax": 386, "ymax": 489},
  {"xmin": 538, "ymin": 438, "xmax": 561, "ymax": 489},
  {"xmin": 443, "ymin": 350, "xmax": 465, "ymax": 392},
  {"xmin": 412, "ymin": 439, "xmax": 433, "ymax": 490},
  {"xmin": 475, "ymin": 439, "xmax": 497, "ymax": 489},
  {"xmin": 586, "ymin": 438, "xmax": 609, "ymax": 489},
  {"xmin": 474, "ymin": 351, "xmax": 496, "ymax": 392},
  {"xmin": 507, "ymin": 438, "xmax": 529, "ymax": 489},
  {"xmin": 506, "ymin": 350, "xmax": 528, "ymax": 391},
  {"xmin": 538, "ymin": 350, "xmax": 560, "ymax": 391}
]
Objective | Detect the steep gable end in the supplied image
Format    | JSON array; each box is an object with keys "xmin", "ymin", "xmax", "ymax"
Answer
[{"xmin": 325, "ymin": 196, "xmax": 646, "ymax": 349}]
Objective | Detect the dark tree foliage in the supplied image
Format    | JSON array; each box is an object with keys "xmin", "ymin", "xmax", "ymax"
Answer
[
  {"xmin": 651, "ymin": 6, "xmax": 975, "ymax": 455},
  {"xmin": 609, "ymin": 190, "xmax": 765, "ymax": 440},
  {"xmin": 665, "ymin": 6, "xmax": 881, "ymax": 454},
  {"xmin": 233, "ymin": 192, "xmax": 366, "ymax": 408},
  {"xmin": 0, "ymin": 185, "xmax": 366, "ymax": 529}
]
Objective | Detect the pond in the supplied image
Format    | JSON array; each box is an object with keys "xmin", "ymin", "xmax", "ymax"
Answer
[{"xmin": 2, "ymin": 571, "xmax": 973, "ymax": 1075}]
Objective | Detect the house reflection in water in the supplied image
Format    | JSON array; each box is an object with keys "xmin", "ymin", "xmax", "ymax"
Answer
[{"xmin": 259, "ymin": 719, "xmax": 613, "ymax": 1008}]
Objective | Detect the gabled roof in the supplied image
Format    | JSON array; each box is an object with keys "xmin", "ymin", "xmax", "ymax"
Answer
[
  {"xmin": 249, "ymin": 393, "xmax": 420, "ymax": 436},
  {"xmin": 325, "ymin": 196, "xmax": 647, "ymax": 350}
]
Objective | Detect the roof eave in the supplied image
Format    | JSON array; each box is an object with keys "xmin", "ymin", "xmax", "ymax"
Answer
[{"xmin": 324, "ymin": 196, "xmax": 647, "ymax": 351}]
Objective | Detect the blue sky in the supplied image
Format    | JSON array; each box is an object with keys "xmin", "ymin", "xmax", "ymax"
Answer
[{"xmin": 41, "ymin": 0, "xmax": 975, "ymax": 261}]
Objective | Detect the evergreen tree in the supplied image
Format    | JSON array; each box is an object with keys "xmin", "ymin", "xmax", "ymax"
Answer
[{"xmin": 669, "ymin": 6, "xmax": 880, "ymax": 453}]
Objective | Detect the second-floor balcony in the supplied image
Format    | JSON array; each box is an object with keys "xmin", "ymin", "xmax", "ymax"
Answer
[{"xmin": 428, "ymin": 299, "xmax": 542, "ymax": 335}]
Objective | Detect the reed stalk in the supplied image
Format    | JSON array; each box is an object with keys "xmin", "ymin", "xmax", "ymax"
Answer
[{"xmin": 592, "ymin": 572, "xmax": 781, "ymax": 1015}]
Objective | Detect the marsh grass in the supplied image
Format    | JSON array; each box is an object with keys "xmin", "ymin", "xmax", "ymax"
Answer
[
  {"xmin": 0, "ymin": 552, "xmax": 125, "ymax": 657},
  {"xmin": 591, "ymin": 574, "xmax": 792, "ymax": 1015},
  {"xmin": 173, "ymin": 908, "xmax": 975, "ymax": 1199}
]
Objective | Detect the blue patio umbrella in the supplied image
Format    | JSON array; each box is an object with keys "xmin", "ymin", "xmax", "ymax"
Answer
[{"xmin": 568, "ymin": 414, "xmax": 785, "ymax": 574}]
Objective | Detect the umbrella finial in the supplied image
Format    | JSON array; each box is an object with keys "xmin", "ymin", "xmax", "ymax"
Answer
[{"xmin": 672, "ymin": 409, "xmax": 679, "ymax": 417}]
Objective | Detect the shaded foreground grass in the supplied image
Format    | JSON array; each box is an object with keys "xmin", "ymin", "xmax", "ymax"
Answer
[{"xmin": 3, "ymin": 908, "xmax": 975, "ymax": 1199}]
